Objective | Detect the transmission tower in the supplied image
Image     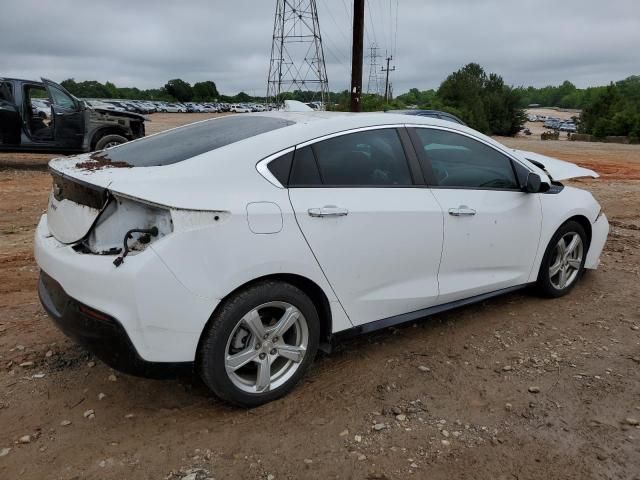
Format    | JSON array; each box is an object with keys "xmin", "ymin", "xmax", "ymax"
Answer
[
  {"xmin": 266, "ymin": 0, "xmax": 329, "ymax": 107},
  {"xmin": 366, "ymin": 43, "xmax": 382, "ymax": 96}
]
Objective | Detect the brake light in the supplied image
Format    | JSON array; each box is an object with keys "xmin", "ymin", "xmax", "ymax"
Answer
[{"xmin": 82, "ymin": 194, "xmax": 173, "ymax": 256}]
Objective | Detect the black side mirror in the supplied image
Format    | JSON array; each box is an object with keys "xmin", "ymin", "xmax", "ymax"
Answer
[{"xmin": 524, "ymin": 172, "xmax": 549, "ymax": 193}]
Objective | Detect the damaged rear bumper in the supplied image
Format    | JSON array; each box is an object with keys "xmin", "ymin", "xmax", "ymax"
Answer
[
  {"xmin": 34, "ymin": 214, "xmax": 218, "ymax": 366},
  {"xmin": 38, "ymin": 271, "xmax": 189, "ymax": 378}
]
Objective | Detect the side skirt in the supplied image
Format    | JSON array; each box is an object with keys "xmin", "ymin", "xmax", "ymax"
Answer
[{"xmin": 329, "ymin": 283, "xmax": 534, "ymax": 346}]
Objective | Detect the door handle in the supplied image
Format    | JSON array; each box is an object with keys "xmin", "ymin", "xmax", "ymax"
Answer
[
  {"xmin": 448, "ymin": 205, "xmax": 476, "ymax": 216},
  {"xmin": 308, "ymin": 206, "xmax": 349, "ymax": 218}
]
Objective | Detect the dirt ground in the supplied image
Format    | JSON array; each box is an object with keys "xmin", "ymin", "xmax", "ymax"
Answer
[{"xmin": 1, "ymin": 114, "xmax": 639, "ymax": 480}]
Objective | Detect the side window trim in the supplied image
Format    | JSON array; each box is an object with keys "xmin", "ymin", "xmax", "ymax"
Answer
[
  {"xmin": 397, "ymin": 127, "xmax": 425, "ymax": 185},
  {"xmin": 256, "ymin": 147, "xmax": 295, "ymax": 188},
  {"xmin": 408, "ymin": 126, "xmax": 527, "ymax": 192},
  {"xmin": 308, "ymin": 144, "xmax": 327, "ymax": 185},
  {"xmin": 296, "ymin": 124, "xmax": 406, "ymax": 149}
]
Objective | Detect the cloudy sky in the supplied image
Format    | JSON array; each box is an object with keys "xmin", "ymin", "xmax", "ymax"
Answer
[{"xmin": 1, "ymin": 0, "xmax": 638, "ymax": 96}]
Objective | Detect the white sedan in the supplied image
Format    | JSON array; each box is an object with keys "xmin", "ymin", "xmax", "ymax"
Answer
[
  {"xmin": 35, "ymin": 112, "xmax": 608, "ymax": 406},
  {"xmin": 160, "ymin": 104, "xmax": 183, "ymax": 113},
  {"xmin": 230, "ymin": 104, "xmax": 252, "ymax": 113}
]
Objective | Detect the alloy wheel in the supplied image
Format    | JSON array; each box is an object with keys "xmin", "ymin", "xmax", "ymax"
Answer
[
  {"xmin": 224, "ymin": 301, "xmax": 309, "ymax": 394},
  {"xmin": 549, "ymin": 232, "xmax": 584, "ymax": 290}
]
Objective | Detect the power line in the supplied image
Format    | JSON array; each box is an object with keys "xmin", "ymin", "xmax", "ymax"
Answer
[
  {"xmin": 365, "ymin": 0, "xmax": 378, "ymax": 48},
  {"xmin": 318, "ymin": 0, "xmax": 351, "ymax": 45},
  {"xmin": 393, "ymin": 0, "xmax": 399, "ymax": 58}
]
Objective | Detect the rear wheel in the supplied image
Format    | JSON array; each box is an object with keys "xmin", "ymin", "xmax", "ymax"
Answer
[
  {"xmin": 95, "ymin": 134, "xmax": 128, "ymax": 150},
  {"xmin": 198, "ymin": 281, "xmax": 320, "ymax": 407},
  {"xmin": 537, "ymin": 220, "xmax": 587, "ymax": 297}
]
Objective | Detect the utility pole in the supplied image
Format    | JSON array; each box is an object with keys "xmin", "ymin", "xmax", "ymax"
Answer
[
  {"xmin": 381, "ymin": 55, "xmax": 396, "ymax": 103},
  {"xmin": 350, "ymin": 0, "xmax": 365, "ymax": 112}
]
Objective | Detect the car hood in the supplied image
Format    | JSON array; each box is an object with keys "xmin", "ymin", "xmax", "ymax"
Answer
[
  {"xmin": 90, "ymin": 107, "xmax": 147, "ymax": 121},
  {"xmin": 514, "ymin": 150, "xmax": 599, "ymax": 181}
]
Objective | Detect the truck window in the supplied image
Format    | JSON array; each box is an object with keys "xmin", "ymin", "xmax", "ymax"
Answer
[
  {"xmin": 0, "ymin": 82, "xmax": 13, "ymax": 102},
  {"xmin": 48, "ymin": 85, "xmax": 76, "ymax": 110}
]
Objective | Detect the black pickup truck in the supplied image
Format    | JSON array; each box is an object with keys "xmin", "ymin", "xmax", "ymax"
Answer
[{"xmin": 0, "ymin": 77, "xmax": 145, "ymax": 153}]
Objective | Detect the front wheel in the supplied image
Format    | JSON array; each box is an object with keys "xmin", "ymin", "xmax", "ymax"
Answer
[
  {"xmin": 198, "ymin": 281, "xmax": 320, "ymax": 407},
  {"xmin": 537, "ymin": 220, "xmax": 588, "ymax": 298}
]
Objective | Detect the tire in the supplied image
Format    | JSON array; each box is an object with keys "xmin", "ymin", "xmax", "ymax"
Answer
[
  {"xmin": 537, "ymin": 220, "xmax": 588, "ymax": 298},
  {"xmin": 198, "ymin": 281, "xmax": 320, "ymax": 407},
  {"xmin": 95, "ymin": 134, "xmax": 128, "ymax": 150}
]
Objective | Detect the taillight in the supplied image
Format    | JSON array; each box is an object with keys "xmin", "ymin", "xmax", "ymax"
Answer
[{"xmin": 82, "ymin": 194, "xmax": 173, "ymax": 256}]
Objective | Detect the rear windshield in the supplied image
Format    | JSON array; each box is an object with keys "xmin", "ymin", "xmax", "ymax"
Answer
[{"xmin": 98, "ymin": 115, "xmax": 294, "ymax": 167}]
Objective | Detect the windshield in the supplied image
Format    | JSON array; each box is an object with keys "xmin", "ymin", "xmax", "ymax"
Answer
[{"xmin": 96, "ymin": 115, "xmax": 295, "ymax": 167}]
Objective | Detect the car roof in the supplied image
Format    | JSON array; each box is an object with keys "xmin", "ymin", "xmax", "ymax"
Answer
[
  {"xmin": 60, "ymin": 110, "xmax": 523, "ymax": 210},
  {"xmin": 160, "ymin": 110, "xmax": 505, "ymax": 174}
]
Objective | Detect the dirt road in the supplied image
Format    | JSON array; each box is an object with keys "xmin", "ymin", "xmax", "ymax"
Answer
[{"xmin": 1, "ymin": 114, "xmax": 639, "ymax": 479}]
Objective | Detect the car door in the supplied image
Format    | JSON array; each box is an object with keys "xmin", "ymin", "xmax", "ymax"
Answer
[
  {"xmin": 0, "ymin": 80, "xmax": 20, "ymax": 145},
  {"xmin": 41, "ymin": 78, "xmax": 85, "ymax": 149},
  {"xmin": 409, "ymin": 126, "xmax": 542, "ymax": 304},
  {"xmin": 288, "ymin": 127, "xmax": 444, "ymax": 326}
]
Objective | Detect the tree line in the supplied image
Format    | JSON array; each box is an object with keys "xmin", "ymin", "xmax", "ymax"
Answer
[
  {"xmin": 59, "ymin": 78, "xmax": 250, "ymax": 103},
  {"xmin": 58, "ymin": 66, "xmax": 640, "ymax": 139}
]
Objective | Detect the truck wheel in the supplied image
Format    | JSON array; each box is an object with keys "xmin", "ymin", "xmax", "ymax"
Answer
[{"xmin": 95, "ymin": 134, "xmax": 128, "ymax": 150}]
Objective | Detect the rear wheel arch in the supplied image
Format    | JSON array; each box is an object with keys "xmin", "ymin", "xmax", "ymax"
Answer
[{"xmin": 195, "ymin": 273, "xmax": 333, "ymax": 360}]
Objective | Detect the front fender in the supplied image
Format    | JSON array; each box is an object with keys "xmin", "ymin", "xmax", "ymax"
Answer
[{"xmin": 527, "ymin": 186, "xmax": 606, "ymax": 282}]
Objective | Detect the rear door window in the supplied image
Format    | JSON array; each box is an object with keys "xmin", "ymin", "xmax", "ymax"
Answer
[{"xmin": 311, "ymin": 129, "xmax": 413, "ymax": 186}]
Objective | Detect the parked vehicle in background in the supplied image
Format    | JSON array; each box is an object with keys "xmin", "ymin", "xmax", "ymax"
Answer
[
  {"xmin": 84, "ymin": 99, "xmax": 126, "ymax": 112},
  {"xmin": 230, "ymin": 104, "xmax": 251, "ymax": 113},
  {"xmin": 393, "ymin": 109, "xmax": 467, "ymax": 126},
  {"xmin": 105, "ymin": 100, "xmax": 136, "ymax": 113},
  {"xmin": 35, "ymin": 112, "xmax": 608, "ymax": 407},
  {"xmin": 559, "ymin": 122, "xmax": 577, "ymax": 133},
  {"xmin": 31, "ymin": 98, "xmax": 51, "ymax": 119},
  {"xmin": 160, "ymin": 103, "xmax": 182, "ymax": 113},
  {"xmin": 544, "ymin": 118, "xmax": 562, "ymax": 129},
  {"xmin": 0, "ymin": 77, "xmax": 145, "ymax": 152}
]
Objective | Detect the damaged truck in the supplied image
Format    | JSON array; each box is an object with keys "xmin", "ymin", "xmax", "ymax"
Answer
[{"xmin": 0, "ymin": 77, "xmax": 145, "ymax": 153}]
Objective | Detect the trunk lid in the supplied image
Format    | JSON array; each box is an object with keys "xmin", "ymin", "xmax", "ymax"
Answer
[
  {"xmin": 46, "ymin": 154, "xmax": 129, "ymax": 244},
  {"xmin": 514, "ymin": 150, "xmax": 599, "ymax": 181}
]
